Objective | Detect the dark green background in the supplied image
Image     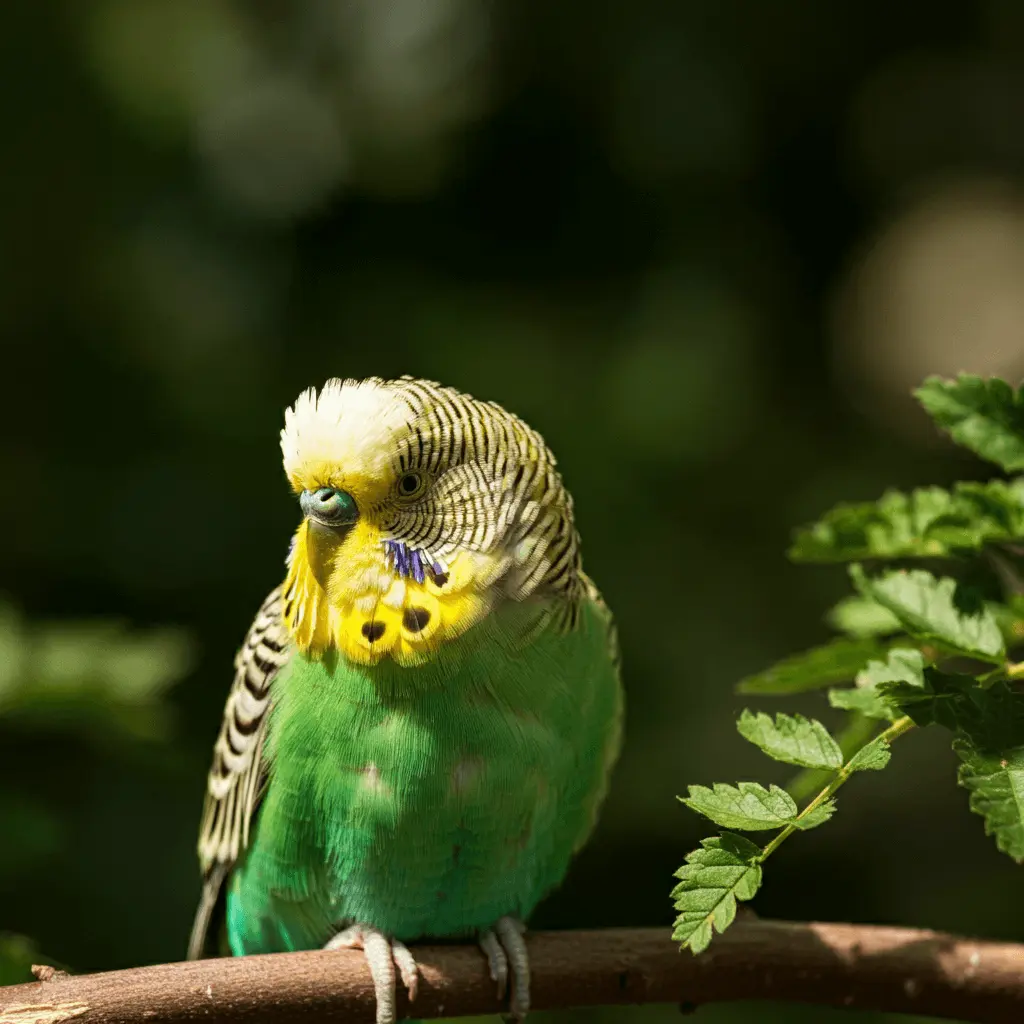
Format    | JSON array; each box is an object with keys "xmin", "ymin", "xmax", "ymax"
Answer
[{"xmin": 3, "ymin": 3, "xmax": 1024, "ymax": 1022}]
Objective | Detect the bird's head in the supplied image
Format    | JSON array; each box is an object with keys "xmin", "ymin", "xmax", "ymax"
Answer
[{"xmin": 279, "ymin": 376, "xmax": 580, "ymax": 666}]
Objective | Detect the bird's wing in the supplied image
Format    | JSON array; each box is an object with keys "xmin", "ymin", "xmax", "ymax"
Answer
[{"xmin": 187, "ymin": 586, "xmax": 291, "ymax": 960}]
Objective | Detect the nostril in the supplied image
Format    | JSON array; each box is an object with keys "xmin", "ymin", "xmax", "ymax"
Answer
[{"xmin": 301, "ymin": 487, "xmax": 358, "ymax": 526}]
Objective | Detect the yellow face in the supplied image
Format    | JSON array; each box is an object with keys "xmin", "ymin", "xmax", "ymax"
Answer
[
  {"xmin": 279, "ymin": 379, "xmax": 505, "ymax": 666},
  {"xmin": 277, "ymin": 376, "xmax": 579, "ymax": 666}
]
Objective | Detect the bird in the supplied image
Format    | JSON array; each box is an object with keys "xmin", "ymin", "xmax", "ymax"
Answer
[{"xmin": 186, "ymin": 376, "xmax": 623, "ymax": 1023}]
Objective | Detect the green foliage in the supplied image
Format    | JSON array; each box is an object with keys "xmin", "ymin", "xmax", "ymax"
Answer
[
  {"xmin": 736, "ymin": 637, "xmax": 885, "ymax": 695},
  {"xmin": 673, "ymin": 704, "xmax": 909, "ymax": 953},
  {"xmin": 681, "ymin": 781, "xmax": 834, "ymax": 831},
  {"xmin": 670, "ymin": 834, "xmax": 762, "ymax": 954},
  {"xmin": 916, "ymin": 374, "xmax": 1024, "ymax": 472},
  {"xmin": 736, "ymin": 710, "xmax": 843, "ymax": 769},
  {"xmin": 957, "ymin": 740, "xmax": 1024, "ymax": 863},
  {"xmin": 825, "ymin": 596, "xmax": 901, "ymax": 638},
  {"xmin": 877, "ymin": 668, "xmax": 978, "ymax": 728},
  {"xmin": 846, "ymin": 736, "xmax": 891, "ymax": 772},
  {"xmin": 827, "ymin": 648, "xmax": 925, "ymax": 722},
  {"xmin": 850, "ymin": 565, "xmax": 1004, "ymax": 662},
  {"xmin": 827, "ymin": 684, "xmax": 895, "ymax": 720},
  {"xmin": 673, "ymin": 373, "xmax": 1024, "ymax": 954},
  {"xmin": 858, "ymin": 647, "xmax": 926, "ymax": 687},
  {"xmin": 790, "ymin": 479, "xmax": 1024, "ymax": 563}
]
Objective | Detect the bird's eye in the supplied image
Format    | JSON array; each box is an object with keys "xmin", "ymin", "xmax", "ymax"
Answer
[{"xmin": 398, "ymin": 472, "xmax": 425, "ymax": 497}]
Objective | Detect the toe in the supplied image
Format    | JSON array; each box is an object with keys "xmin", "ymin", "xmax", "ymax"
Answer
[
  {"xmin": 361, "ymin": 930, "xmax": 398, "ymax": 1024},
  {"xmin": 323, "ymin": 925, "xmax": 404, "ymax": 1024},
  {"xmin": 495, "ymin": 917, "xmax": 530, "ymax": 1021},
  {"xmin": 479, "ymin": 928, "xmax": 509, "ymax": 1000},
  {"xmin": 322, "ymin": 924, "xmax": 364, "ymax": 951},
  {"xmin": 391, "ymin": 939, "xmax": 420, "ymax": 1002}
]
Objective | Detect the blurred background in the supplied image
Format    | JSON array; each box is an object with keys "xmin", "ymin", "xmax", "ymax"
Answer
[{"xmin": 3, "ymin": 2, "xmax": 1024, "ymax": 1022}]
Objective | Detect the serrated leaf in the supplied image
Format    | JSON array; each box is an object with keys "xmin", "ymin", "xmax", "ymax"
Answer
[
  {"xmin": 737, "ymin": 710, "xmax": 843, "ymax": 770},
  {"xmin": 878, "ymin": 668, "xmax": 979, "ymax": 729},
  {"xmin": 826, "ymin": 596, "xmax": 903, "ymax": 638},
  {"xmin": 796, "ymin": 477, "xmax": 1024, "ymax": 565},
  {"xmin": 956, "ymin": 741, "xmax": 1024, "ymax": 862},
  {"xmin": 795, "ymin": 799, "xmax": 837, "ymax": 829},
  {"xmin": 847, "ymin": 736, "xmax": 892, "ymax": 772},
  {"xmin": 828, "ymin": 685, "xmax": 898, "ymax": 721},
  {"xmin": 916, "ymin": 374, "xmax": 1024, "ymax": 472},
  {"xmin": 942, "ymin": 679, "xmax": 1024, "ymax": 863},
  {"xmin": 857, "ymin": 648, "xmax": 926, "ymax": 687},
  {"xmin": 827, "ymin": 648, "xmax": 924, "ymax": 722},
  {"xmin": 681, "ymin": 782, "xmax": 799, "ymax": 830},
  {"xmin": 736, "ymin": 637, "xmax": 885, "ymax": 695},
  {"xmin": 790, "ymin": 478, "xmax": 1024, "ymax": 563},
  {"xmin": 851, "ymin": 565, "xmax": 1005, "ymax": 662},
  {"xmin": 672, "ymin": 833, "xmax": 762, "ymax": 953}
]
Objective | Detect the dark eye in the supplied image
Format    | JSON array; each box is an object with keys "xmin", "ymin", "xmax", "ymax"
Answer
[{"xmin": 398, "ymin": 472, "xmax": 424, "ymax": 497}]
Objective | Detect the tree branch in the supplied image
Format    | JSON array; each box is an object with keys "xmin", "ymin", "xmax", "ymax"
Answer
[{"xmin": 1, "ymin": 919, "xmax": 1021, "ymax": 1024}]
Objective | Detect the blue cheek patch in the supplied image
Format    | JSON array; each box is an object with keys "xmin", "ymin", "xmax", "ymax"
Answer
[{"xmin": 384, "ymin": 540, "xmax": 446, "ymax": 586}]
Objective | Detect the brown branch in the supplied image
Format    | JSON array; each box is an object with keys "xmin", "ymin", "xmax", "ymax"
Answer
[{"xmin": 1, "ymin": 920, "xmax": 1022, "ymax": 1024}]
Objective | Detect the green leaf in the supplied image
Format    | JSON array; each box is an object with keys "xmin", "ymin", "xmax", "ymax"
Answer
[
  {"xmin": 797, "ymin": 800, "xmax": 837, "ymax": 829},
  {"xmin": 736, "ymin": 638, "xmax": 885, "ymax": 695},
  {"xmin": 878, "ymin": 668, "xmax": 979, "ymax": 729},
  {"xmin": 943, "ymin": 679, "xmax": 1024, "ymax": 862},
  {"xmin": 736, "ymin": 710, "xmax": 843, "ymax": 770},
  {"xmin": 956, "ymin": 740, "xmax": 1024, "ymax": 862},
  {"xmin": 790, "ymin": 478, "xmax": 1024, "ymax": 564},
  {"xmin": 681, "ymin": 782, "xmax": 799, "ymax": 830},
  {"xmin": 828, "ymin": 648, "xmax": 925, "ymax": 721},
  {"xmin": 671, "ymin": 833, "xmax": 762, "ymax": 953},
  {"xmin": 826, "ymin": 596, "xmax": 902, "ymax": 638},
  {"xmin": 785, "ymin": 712, "xmax": 878, "ymax": 803},
  {"xmin": 847, "ymin": 736, "xmax": 892, "ymax": 772},
  {"xmin": 857, "ymin": 648, "xmax": 926, "ymax": 687},
  {"xmin": 916, "ymin": 374, "xmax": 1024, "ymax": 471},
  {"xmin": 828, "ymin": 686, "xmax": 897, "ymax": 721},
  {"xmin": 851, "ymin": 565, "xmax": 1005, "ymax": 662}
]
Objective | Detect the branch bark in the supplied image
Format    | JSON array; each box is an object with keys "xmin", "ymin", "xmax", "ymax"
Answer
[{"xmin": 1, "ymin": 919, "xmax": 1022, "ymax": 1024}]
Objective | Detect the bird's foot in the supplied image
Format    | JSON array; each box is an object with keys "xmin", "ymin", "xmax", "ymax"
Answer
[
  {"xmin": 479, "ymin": 916, "xmax": 530, "ymax": 1021},
  {"xmin": 323, "ymin": 923, "xmax": 419, "ymax": 1024}
]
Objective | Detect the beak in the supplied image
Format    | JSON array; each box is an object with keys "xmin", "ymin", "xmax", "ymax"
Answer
[{"xmin": 300, "ymin": 487, "xmax": 359, "ymax": 527}]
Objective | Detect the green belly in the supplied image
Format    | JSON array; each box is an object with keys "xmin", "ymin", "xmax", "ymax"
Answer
[{"xmin": 226, "ymin": 597, "xmax": 621, "ymax": 952}]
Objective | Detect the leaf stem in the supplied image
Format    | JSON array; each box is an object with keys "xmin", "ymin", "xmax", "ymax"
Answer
[
  {"xmin": 759, "ymin": 716, "xmax": 914, "ymax": 862},
  {"xmin": 785, "ymin": 712, "xmax": 876, "ymax": 804},
  {"xmin": 1005, "ymin": 661, "xmax": 1024, "ymax": 679}
]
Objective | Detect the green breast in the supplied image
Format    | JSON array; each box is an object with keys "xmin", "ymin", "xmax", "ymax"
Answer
[{"xmin": 226, "ymin": 597, "xmax": 621, "ymax": 952}]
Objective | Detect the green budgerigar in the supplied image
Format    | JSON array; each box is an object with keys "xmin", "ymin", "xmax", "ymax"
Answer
[{"xmin": 187, "ymin": 376, "xmax": 623, "ymax": 1022}]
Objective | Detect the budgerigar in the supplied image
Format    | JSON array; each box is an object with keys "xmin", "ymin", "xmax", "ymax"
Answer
[{"xmin": 187, "ymin": 376, "xmax": 623, "ymax": 1023}]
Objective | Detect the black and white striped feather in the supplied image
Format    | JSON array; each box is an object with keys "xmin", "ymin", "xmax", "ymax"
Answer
[{"xmin": 186, "ymin": 586, "xmax": 290, "ymax": 960}]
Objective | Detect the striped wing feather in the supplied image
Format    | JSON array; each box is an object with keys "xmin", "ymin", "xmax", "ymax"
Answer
[{"xmin": 187, "ymin": 587, "xmax": 290, "ymax": 960}]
